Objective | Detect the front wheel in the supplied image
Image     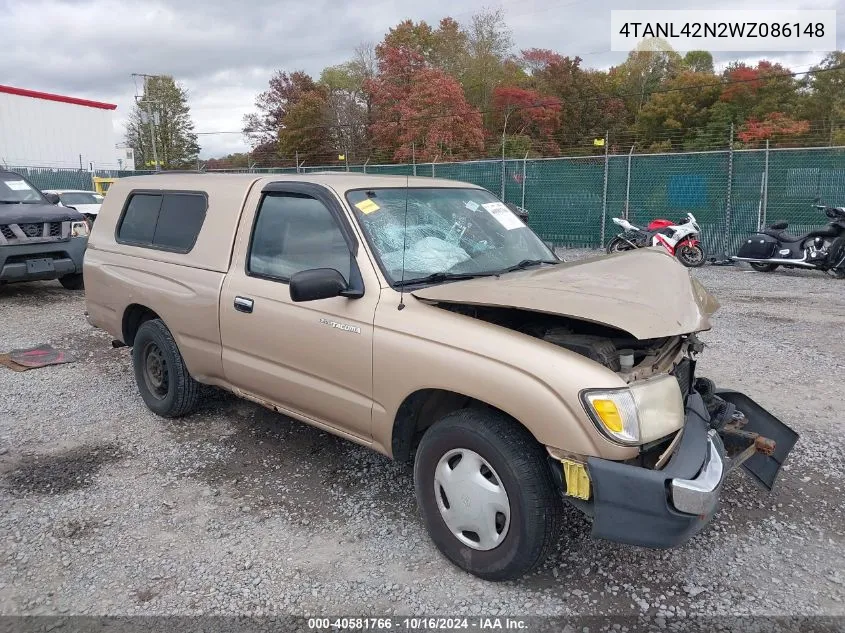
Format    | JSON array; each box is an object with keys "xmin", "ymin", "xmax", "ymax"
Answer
[
  {"xmin": 606, "ymin": 237, "xmax": 636, "ymax": 255},
  {"xmin": 676, "ymin": 243, "xmax": 705, "ymax": 267},
  {"xmin": 750, "ymin": 262, "xmax": 779, "ymax": 273},
  {"xmin": 414, "ymin": 409, "xmax": 563, "ymax": 581}
]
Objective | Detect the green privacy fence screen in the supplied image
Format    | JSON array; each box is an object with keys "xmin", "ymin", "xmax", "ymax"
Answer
[{"xmin": 9, "ymin": 146, "xmax": 844, "ymax": 255}]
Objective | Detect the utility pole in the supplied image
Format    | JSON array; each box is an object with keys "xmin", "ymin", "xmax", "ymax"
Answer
[{"xmin": 132, "ymin": 74, "xmax": 162, "ymax": 171}]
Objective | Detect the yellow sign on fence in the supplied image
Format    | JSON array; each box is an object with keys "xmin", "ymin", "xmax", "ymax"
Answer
[{"xmin": 92, "ymin": 177, "xmax": 117, "ymax": 195}]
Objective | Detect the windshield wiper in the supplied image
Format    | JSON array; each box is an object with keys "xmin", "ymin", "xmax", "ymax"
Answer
[
  {"xmin": 392, "ymin": 271, "xmax": 498, "ymax": 287},
  {"xmin": 500, "ymin": 259, "xmax": 560, "ymax": 273}
]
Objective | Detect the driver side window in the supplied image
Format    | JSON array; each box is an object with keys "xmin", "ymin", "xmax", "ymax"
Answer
[{"xmin": 248, "ymin": 193, "xmax": 352, "ymax": 282}]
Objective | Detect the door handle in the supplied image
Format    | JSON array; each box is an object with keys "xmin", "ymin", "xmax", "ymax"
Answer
[{"xmin": 234, "ymin": 296, "xmax": 254, "ymax": 313}]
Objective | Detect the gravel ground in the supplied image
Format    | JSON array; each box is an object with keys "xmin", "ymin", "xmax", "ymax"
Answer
[{"xmin": 0, "ymin": 256, "xmax": 843, "ymax": 622}]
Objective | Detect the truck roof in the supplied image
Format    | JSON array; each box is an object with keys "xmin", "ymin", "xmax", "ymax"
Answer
[{"xmin": 115, "ymin": 171, "xmax": 481, "ymax": 192}]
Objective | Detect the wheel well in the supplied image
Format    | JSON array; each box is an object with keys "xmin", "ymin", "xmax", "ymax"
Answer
[
  {"xmin": 391, "ymin": 389, "xmax": 526, "ymax": 464},
  {"xmin": 122, "ymin": 304, "xmax": 160, "ymax": 347}
]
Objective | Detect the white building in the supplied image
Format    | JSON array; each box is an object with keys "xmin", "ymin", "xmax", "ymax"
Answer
[{"xmin": 0, "ymin": 84, "xmax": 134, "ymax": 171}]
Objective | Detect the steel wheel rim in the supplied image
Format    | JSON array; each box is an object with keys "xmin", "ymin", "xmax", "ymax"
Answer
[
  {"xmin": 433, "ymin": 448, "xmax": 511, "ymax": 551},
  {"xmin": 680, "ymin": 245, "xmax": 704, "ymax": 265},
  {"xmin": 142, "ymin": 342, "xmax": 169, "ymax": 400}
]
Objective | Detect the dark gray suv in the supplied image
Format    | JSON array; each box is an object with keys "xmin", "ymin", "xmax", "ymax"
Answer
[{"xmin": 0, "ymin": 171, "xmax": 89, "ymax": 290}]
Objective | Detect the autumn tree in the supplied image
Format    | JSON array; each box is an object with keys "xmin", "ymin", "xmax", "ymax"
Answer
[
  {"xmin": 126, "ymin": 75, "xmax": 199, "ymax": 169},
  {"xmin": 519, "ymin": 50, "xmax": 627, "ymax": 149},
  {"xmin": 720, "ymin": 61, "xmax": 800, "ymax": 122},
  {"xmin": 492, "ymin": 86, "xmax": 561, "ymax": 155},
  {"xmin": 738, "ymin": 113, "xmax": 810, "ymax": 145},
  {"xmin": 367, "ymin": 46, "xmax": 484, "ymax": 161},
  {"xmin": 242, "ymin": 71, "xmax": 319, "ymax": 158},
  {"xmin": 204, "ymin": 153, "xmax": 251, "ymax": 170}
]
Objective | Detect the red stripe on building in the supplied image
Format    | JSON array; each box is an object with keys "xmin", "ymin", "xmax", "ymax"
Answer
[{"xmin": 0, "ymin": 84, "xmax": 117, "ymax": 110}]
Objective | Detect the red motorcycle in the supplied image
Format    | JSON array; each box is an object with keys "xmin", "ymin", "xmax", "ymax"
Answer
[{"xmin": 607, "ymin": 213, "xmax": 705, "ymax": 267}]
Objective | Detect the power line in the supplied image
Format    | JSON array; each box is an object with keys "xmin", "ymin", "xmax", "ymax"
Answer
[{"xmin": 196, "ymin": 63, "xmax": 845, "ymax": 137}]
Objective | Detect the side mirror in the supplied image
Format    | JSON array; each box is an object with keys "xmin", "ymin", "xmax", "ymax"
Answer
[
  {"xmin": 44, "ymin": 193, "xmax": 60, "ymax": 205},
  {"xmin": 289, "ymin": 268, "xmax": 348, "ymax": 302}
]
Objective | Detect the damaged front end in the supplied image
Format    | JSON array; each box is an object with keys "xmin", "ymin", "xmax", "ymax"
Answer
[{"xmin": 551, "ymin": 375, "xmax": 798, "ymax": 548}]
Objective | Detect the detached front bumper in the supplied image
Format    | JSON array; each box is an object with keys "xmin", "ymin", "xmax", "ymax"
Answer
[{"xmin": 556, "ymin": 386, "xmax": 797, "ymax": 549}]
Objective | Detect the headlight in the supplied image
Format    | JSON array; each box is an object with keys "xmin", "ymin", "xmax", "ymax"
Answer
[
  {"xmin": 582, "ymin": 375, "xmax": 685, "ymax": 446},
  {"xmin": 71, "ymin": 220, "xmax": 90, "ymax": 238},
  {"xmin": 581, "ymin": 389, "xmax": 640, "ymax": 445}
]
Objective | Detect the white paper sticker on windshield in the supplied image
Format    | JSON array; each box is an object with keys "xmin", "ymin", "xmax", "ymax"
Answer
[
  {"xmin": 5, "ymin": 180, "xmax": 31, "ymax": 191},
  {"xmin": 482, "ymin": 202, "xmax": 523, "ymax": 230},
  {"xmin": 465, "ymin": 200, "xmax": 479, "ymax": 211}
]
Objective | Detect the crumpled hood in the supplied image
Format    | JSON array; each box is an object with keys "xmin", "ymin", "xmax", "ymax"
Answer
[
  {"xmin": 0, "ymin": 203, "xmax": 85, "ymax": 224},
  {"xmin": 412, "ymin": 248, "xmax": 720, "ymax": 339}
]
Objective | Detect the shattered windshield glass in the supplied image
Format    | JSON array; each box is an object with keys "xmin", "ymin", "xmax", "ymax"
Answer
[{"xmin": 346, "ymin": 187, "xmax": 555, "ymax": 285}]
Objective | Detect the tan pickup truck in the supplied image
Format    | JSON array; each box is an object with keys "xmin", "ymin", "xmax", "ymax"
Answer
[{"xmin": 84, "ymin": 173, "xmax": 797, "ymax": 580}]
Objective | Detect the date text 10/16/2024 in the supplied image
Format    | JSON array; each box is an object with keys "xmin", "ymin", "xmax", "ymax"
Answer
[{"xmin": 307, "ymin": 617, "xmax": 528, "ymax": 631}]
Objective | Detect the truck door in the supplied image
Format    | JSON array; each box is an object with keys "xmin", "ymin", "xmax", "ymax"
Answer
[{"xmin": 219, "ymin": 182, "xmax": 380, "ymax": 441}]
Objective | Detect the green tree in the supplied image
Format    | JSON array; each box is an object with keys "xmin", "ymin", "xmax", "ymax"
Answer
[
  {"xmin": 126, "ymin": 76, "xmax": 199, "ymax": 169},
  {"xmin": 614, "ymin": 46, "xmax": 683, "ymax": 116},
  {"xmin": 320, "ymin": 61, "xmax": 370, "ymax": 162},
  {"xmin": 800, "ymin": 51, "xmax": 845, "ymax": 145},
  {"xmin": 636, "ymin": 71, "xmax": 721, "ymax": 149},
  {"xmin": 462, "ymin": 8, "xmax": 513, "ymax": 120},
  {"xmin": 277, "ymin": 89, "xmax": 334, "ymax": 163},
  {"xmin": 683, "ymin": 51, "xmax": 714, "ymax": 74}
]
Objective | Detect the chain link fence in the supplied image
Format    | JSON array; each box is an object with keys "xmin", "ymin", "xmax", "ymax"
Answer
[{"xmin": 8, "ymin": 145, "xmax": 844, "ymax": 257}]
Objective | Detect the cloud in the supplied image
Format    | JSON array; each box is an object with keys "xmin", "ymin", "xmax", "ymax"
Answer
[{"xmin": 1, "ymin": 0, "xmax": 841, "ymax": 158}]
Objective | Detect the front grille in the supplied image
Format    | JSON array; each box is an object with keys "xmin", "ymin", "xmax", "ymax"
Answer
[
  {"xmin": 18, "ymin": 223, "xmax": 44, "ymax": 238},
  {"xmin": 0, "ymin": 225, "xmax": 14, "ymax": 240},
  {"xmin": 672, "ymin": 358, "xmax": 693, "ymax": 401},
  {"xmin": 49, "ymin": 222, "xmax": 62, "ymax": 237}
]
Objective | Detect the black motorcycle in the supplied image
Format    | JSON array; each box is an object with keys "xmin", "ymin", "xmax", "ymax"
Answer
[{"xmin": 733, "ymin": 203, "xmax": 845, "ymax": 279}]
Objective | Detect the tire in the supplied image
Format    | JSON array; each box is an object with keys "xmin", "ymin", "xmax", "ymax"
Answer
[
  {"xmin": 132, "ymin": 319, "xmax": 199, "ymax": 418},
  {"xmin": 59, "ymin": 273, "xmax": 84, "ymax": 290},
  {"xmin": 606, "ymin": 237, "xmax": 635, "ymax": 255},
  {"xmin": 749, "ymin": 262, "xmax": 779, "ymax": 273},
  {"xmin": 676, "ymin": 243, "xmax": 705, "ymax": 267},
  {"xmin": 413, "ymin": 408, "xmax": 563, "ymax": 581}
]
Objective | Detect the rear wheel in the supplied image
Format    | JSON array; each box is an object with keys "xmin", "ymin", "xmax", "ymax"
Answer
[
  {"xmin": 414, "ymin": 408, "xmax": 562, "ymax": 581},
  {"xmin": 606, "ymin": 237, "xmax": 635, "ymax": 254},
  {"xmin": 750, "ymin": 262, "xmax": 779, "ymax": 273},
  {"xmin": 132, "ymin": 319, "xmax": 199, "ymax": 418},
  {"xmin": 676, "ymin": 243, "xmax": 705, "ymax": 267},
  {"xmin": 59, "ymin": 273, "xmax": 84, "ymax": 290}
]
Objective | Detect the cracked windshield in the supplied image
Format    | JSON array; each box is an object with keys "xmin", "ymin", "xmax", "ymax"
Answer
[{"xmin": 346, "ymin": 187, "xmax": 556, "ymax": 284}]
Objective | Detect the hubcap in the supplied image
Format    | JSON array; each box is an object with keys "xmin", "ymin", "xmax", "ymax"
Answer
[
  {"xmin": 433, "ymin": 449, "xmax": 511, "ymax": 551},
  {"xmin": 142, "ymin": 342, "xmax": 169, "ymax": 399}
]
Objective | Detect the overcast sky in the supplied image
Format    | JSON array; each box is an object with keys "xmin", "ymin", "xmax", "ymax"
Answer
[{"xmin": 2, "ymin": 0, "xmax": 842, "ymax": 158}]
